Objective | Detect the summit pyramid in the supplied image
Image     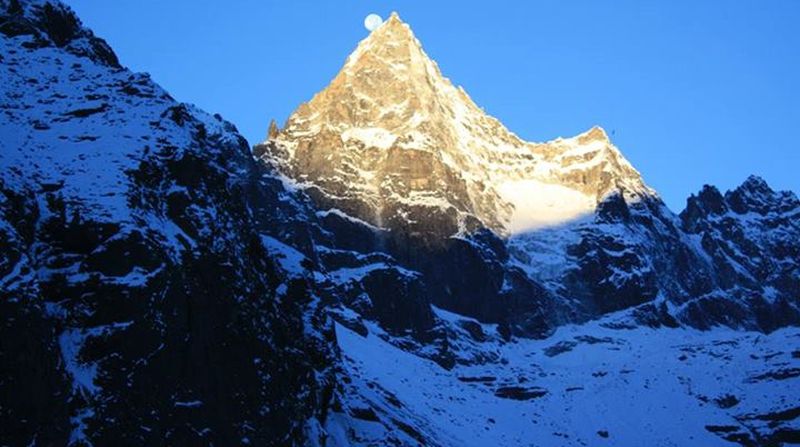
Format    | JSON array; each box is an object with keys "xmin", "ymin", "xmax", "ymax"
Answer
[{"xmin": 260, "ymin": 13, "xmax": 652, "ymax": 236}]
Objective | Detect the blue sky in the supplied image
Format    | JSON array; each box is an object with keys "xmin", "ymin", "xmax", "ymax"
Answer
[{"xmin": 67, "ymin": 1, "xmax": 800, "ymax": 211}]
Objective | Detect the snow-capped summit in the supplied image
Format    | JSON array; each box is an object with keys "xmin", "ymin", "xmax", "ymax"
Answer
[{"xmin": 262, "ymin": 13, "xmax": 652, "ymax": 236}]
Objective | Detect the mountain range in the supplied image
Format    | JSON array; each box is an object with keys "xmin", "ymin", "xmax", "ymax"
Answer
[
  {"xmin": 258, "ymin": 12, "xmax": 800, "ymax": 336},
  {"xmin": 2, "ymin": 2, "xmax": 799, "ymax": 446}
]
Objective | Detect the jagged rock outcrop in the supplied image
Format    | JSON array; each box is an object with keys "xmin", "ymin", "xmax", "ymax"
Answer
[{"xmin": 677, "ymin": 176, "xmax": 800, "ymax": 330}]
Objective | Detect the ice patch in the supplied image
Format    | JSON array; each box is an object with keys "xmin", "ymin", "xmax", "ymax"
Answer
[{"xmin": 59, "ymin": 329, "xmax": 101, "ymax": 397}]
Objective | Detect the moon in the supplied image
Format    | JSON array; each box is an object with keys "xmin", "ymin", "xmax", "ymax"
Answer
[{"xmin": 364, "ymin": 13, "xmax": 383, "ymax": 32}]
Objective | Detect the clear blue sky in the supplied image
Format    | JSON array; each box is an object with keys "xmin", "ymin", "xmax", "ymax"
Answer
[{"xmin": 66, "ymin": 0, "xmax": 799, "ymax": 212}]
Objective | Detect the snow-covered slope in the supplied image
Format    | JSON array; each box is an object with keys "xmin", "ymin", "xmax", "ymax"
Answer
[{"xmin": 330, "ymin": 309, "xmax": 800, "ymax": 446}]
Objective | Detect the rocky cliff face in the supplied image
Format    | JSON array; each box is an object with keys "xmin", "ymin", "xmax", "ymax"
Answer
[
  {"xmin": 0, "ymin": 1, "xmax": 339, "ymax": 444},
  {"xmin": 258, "ymin": 13, "xmax": 800, "ymax": 335},
  {"xmin": 677, "ymin": 176, "xmax": 800, "ymax": 330}
]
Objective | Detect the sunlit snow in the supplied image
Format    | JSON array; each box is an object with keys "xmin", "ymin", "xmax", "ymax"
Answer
[{"xmin": 497, "ymin": 179, "xmax": 596, "ymax": 233}]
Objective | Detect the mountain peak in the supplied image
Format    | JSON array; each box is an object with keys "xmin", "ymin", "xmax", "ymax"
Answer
[
  {"xmin": 578, "ymin": 125, "xmax": 611, "ymax": 144},
  {"xmin": 266, "ymin": 14, "xmax": 654, "ymax": 234},
  {"xmin": 730, "ymin": 175, "xmax": 775, "ymax": 205},
  {"xmin": 342, "ymin": 11, "xmax": 433, "ymax": 81},
  {"xmin": 278, "ymin": 12, "xmax": 457, "ymax": 145},
  {"xmin": 371, "ymin": 11, "xmax": 407, "ymax": 34},
  {"xmin": 386, "ymin": 11, "xmax": 403, "ymax": 24},
  {"xmin": 738, "ymin": 174, "xmax": 770, "ymax": 192},
  {"xmin": 725, "ymin": 174, "xmax": 797, "ymax": 215}
]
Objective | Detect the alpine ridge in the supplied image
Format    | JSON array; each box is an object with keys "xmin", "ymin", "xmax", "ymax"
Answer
[{"xmin": 2, "ymin": 2, "xmax": 799, "ymax": 446}]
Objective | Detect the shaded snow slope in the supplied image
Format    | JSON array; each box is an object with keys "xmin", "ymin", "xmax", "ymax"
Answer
[{"xmin": 329, "ymin": 310, "xmax": 800, "ymax": 446}]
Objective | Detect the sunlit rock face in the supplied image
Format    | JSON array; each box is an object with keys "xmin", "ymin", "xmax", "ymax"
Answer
[{"xmin": 257, "ymin": 12, "xmax": 800, "ymax": 333}]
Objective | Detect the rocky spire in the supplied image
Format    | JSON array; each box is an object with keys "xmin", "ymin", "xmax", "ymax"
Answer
[{"xmin": 267, "ymin": 119, "xmax": 279, "ymax": 140}]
